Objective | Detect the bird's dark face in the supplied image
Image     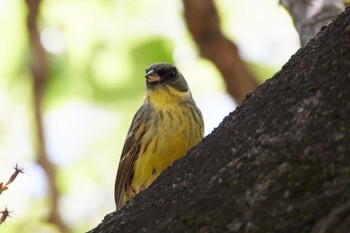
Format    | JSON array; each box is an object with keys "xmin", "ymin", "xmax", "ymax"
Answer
[{"xmin": 145, "ymin": 63, "xmax": 189, "ymax": 92}]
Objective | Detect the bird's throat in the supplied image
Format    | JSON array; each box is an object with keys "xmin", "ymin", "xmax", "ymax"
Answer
[{"xmin": 145, "ymin": 85, "xmax": 191, "ymax": 110}]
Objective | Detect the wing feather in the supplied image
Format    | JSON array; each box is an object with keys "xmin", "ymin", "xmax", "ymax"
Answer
[{"xmin": 114, "ymin": 104, "xmax": 148, "ymax": 210}]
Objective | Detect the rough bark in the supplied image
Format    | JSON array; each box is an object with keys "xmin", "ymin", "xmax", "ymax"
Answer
[
  {"xmin": 89, "ymin": 6, "xmax": 350, "ymax": 233},
  {"xmin": 182, "ymin": 0, "xmax": 259, "ymax": 104},
  {"xmin": 280, "ymin": 0, "xmax": 345, "ymax": 46}
]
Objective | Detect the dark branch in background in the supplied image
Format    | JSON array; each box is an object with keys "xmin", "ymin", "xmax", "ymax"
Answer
[
  {"xmin": 24, "ymin": 0, "xmax": 70, "ymax": 232},
  {"xmin": 182, "ymin": 0, "xmax": 259, "ymax": 104}
]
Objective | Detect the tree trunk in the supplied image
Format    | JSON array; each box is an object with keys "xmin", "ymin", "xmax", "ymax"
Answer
[
  {"xmin": 280, "ymin": 0, "xmax": 345, "ymax": 46},
  {"xmin": 89, "ymin": 6, "xmax": 350, "ymax": 233}
]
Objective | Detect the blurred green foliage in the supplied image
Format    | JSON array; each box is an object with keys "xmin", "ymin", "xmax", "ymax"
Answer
[{"xmin": 0, "ymin": 1, "xmax": 177, "ymax": 232}]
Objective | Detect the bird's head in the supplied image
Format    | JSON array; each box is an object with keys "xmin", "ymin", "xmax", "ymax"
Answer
[{"xmin": 145, "ymin": 63, "xmax": 189, "ymax": 93}]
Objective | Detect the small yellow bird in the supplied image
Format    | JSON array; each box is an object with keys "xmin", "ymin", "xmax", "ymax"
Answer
[{"xmin": 114, "ymin": 62, "xmax": 204, "ymax": 210}]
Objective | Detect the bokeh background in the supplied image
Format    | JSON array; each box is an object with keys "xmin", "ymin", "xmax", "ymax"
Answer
[{"xmin": 0, "ymin": 0, "xmax": 299, "ymax": 232}]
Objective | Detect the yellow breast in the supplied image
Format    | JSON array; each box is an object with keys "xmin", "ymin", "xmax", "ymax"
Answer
[{"xmin": 125, "ymin": 85, "xmax": 204, "ymax": 198}]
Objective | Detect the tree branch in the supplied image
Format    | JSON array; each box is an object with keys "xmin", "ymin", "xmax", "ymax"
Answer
[
  {"xmin": 182, "ymin": 0, "xmax": 259, "ymax": 104},
  {"xmin": 25, "ymin": 0, "xmax": 70, "ymax": 232},
  {"xmin": 280, "ymin": 0, "xmax": 345, "ymax": 46}
]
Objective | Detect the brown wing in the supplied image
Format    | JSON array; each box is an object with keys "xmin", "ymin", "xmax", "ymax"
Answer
[{"xmin": 114, "ymin": 104, "xmax": 148, "ymax": 210}]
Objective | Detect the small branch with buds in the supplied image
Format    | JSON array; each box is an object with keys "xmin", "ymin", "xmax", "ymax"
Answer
[
  {"xmin": 0, "ymin": 208, "xmax": 11, "ymax": 225},
  {"xmin": 0, "ymin": 164, "xmax": 24, "ymax": 195},
  {"xmin": 0, "ymin": 164, "xmax": 24, "ymax": 225}
]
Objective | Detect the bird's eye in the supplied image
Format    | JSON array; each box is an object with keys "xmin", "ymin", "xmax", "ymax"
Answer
[{"xmin": 167, "ymin": 70, "xmax": 176, "ymax": 78}]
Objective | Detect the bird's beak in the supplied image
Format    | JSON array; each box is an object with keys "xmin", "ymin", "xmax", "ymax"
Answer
[{"xmin": 145, "ymin": 69, "xmax": 161, "ymax": 83}]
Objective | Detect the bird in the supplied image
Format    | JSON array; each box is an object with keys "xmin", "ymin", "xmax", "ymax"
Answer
[{"xmin": 114, "ymin": 62, "xmax": 204, "ymax": 210}]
